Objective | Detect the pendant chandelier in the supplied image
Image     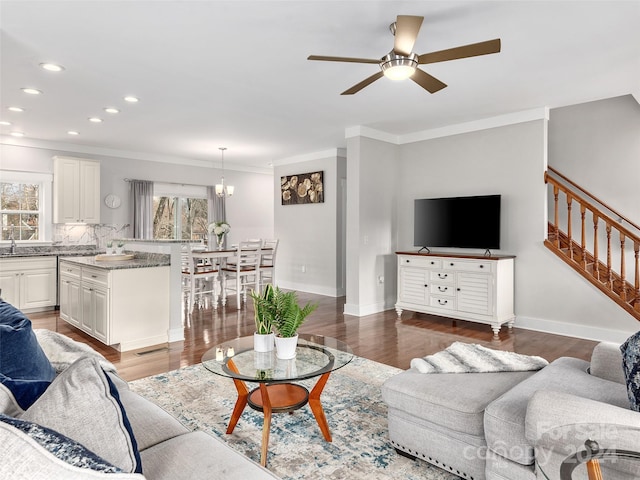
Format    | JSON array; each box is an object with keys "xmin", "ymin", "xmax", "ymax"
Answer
[{"xmin": 215, "ymin": 147, "xmax": 234, "ymax": 197}]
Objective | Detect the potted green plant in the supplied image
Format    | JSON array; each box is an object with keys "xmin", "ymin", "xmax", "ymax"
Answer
[
  {"xmin": 116, "ymin": 241, "xmax": 125, "ymax": 255},
  {"xmin": 106, "ymin": 241, "xmax": 114, "ymax": 255},
  {"xmin": 271, "ymin": 287, "xmax": 318, "ymax": 359},
  {"xmin": 250, "ymin": 284, "xmax": 276, "ymax": 352}
]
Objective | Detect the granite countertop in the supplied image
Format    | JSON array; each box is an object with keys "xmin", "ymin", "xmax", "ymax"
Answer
[
  {"xmin": 59, "ymin": 252, "xmax": 171, "ymax": 270},
  {"xmin": 0, "ymin": 245, "xmax": 98, "ymax": 258}
]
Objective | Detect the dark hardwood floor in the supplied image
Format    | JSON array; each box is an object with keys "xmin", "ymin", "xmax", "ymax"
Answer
[{"xmin": 29, "ymin": 292, "xmax": 598, "ymax": 382}]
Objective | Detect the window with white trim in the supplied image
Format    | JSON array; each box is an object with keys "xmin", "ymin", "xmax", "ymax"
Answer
[
  {"xmin": 0, "ymin": 172, "xmax": 51, "ymax": 242},
  {"xmin": 152, "ymin": 183, "xmax": 208, "ymax": 241}
]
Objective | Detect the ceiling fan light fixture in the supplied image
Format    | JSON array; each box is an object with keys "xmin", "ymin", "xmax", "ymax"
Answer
[{"xmin": 380, "ymin": 52, "xmax": 418, "ymax": 81}]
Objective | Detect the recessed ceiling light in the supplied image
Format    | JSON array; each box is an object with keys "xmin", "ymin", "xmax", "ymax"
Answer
[
  {"xmin": 88, "ymin": 117, "xmax": 103, "ymax": 123},
  {"xmin": 67, "ymin": 130, "xmax": 80, "ymax": 135},
  {"xmin": 124, "ymin": 96, "xmax": 139, "ymax": 103},
  {"xmin": 8, "ymin": 107, "xmax": 24, "ymax": 112},
  {"xmin": 10, "ymin": 131, "xmax": 25, "ymax": 137},
  {"xmin": 40, "ymin": 63, "xmax": 65, "ymax": 72},
  {"xmin": 0, "ymin": 121, "xmax": 12, "ymax": 126},
  {"xmin": 22, "ymin": 88, "xmax": 43, "ymax": 95},
  {"xmin": 104, "ymin": 107, "xmax": 120, "ymax": 114}
]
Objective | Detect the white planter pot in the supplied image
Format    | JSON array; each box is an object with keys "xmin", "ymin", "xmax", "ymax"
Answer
[
  {"xmin": 254, "ymin": 332, "xmax": 275, "ymax": 352},
  {"xmin": 275, "ymin": 334, "xmax": 298, "ymax": 359}
]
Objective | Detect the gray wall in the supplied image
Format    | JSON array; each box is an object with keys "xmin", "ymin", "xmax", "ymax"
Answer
[
  {"xmin": 273, "ymin": 152, "xmax": 346, "ymax": 296},
  {"xmin": 0, "ymin": 143, "xmax": 273, "ymax": 245},
  {"xmin": 345, "ymin": 97, "xmax": 639, "ymax": 342}
]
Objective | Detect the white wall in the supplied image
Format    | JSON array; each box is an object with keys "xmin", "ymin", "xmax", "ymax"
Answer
[
  {"xmin": 344, "ymin": 136, "xmax": 398, "ymax": 316},
  {"xmin": 549, "ymin": 95, "xmax": 640, "ymax": 222},
  {"xmin": 0, "ymin": 143, "xmax": 273, "ymax": 245},
  {"xmin": 273, "ymin": 152, "xmax": 345, "ymax": 296}
]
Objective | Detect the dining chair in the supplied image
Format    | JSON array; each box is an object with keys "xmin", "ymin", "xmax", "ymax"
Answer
[
  {"xmin": 259, "ymin": 238, "xmax": 279, "ymax": 288},
  {"xmin": 221, "ymin": 240, "xmax": 262, "ymax": 309},
  {"xmin": 182, "ymin": 248, "xmax": 220, "ymax": 313}
]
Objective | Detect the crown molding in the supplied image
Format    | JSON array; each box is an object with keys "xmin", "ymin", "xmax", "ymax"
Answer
[
  {"xmin": 344, "ymin": 107, "xmax": 550, "ymax": 146},
  {"xmin": 272, "ymin": 148, "xmax": 346, "ymax": 167},
  {"xmin": 0, "ymin": 136, "xmax": 272, "ymax": 175}
]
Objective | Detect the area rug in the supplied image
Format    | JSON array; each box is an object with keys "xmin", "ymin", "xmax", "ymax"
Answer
[{"xmin": 129, "ymin": 356, "xmax": 462, "ymax": 480}]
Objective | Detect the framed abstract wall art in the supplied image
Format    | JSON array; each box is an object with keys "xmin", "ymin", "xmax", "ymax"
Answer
[{"xmin": 281, "ymin": 171, "xmax": 324, "ymax": 205}]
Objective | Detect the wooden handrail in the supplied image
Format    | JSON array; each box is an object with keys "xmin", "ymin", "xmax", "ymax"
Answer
[
  {"xmin": 545, "ymin": 168, "xmax": 640, "ymax": 320},
  {"xmin": 545, "ymin": 172, "xmax": 640, "ymax": 242},
  {"xmin": 547, "ymin": 166, "xmax": 640, "ymax": 232}
]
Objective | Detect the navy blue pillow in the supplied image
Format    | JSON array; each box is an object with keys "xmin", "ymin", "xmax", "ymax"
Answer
[
  {"xmin": 0, "ymin": 300, "xmax": 55, "ymax": 382},
  {"xmin": 0, "ymin": 413, "xmax": 123, "ymax": 473},
  {"xmin": 620, "ymin": 331, "xmax": 640, "ymax": 412},
  {"xmin": 0, "ymin": 373, "xmax": 51, "ymax": 410}
]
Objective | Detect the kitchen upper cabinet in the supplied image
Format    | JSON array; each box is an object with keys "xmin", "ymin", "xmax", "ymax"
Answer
[{"xmin": 53, "ymin": 156, "xmax": 100, "ymax": 224}]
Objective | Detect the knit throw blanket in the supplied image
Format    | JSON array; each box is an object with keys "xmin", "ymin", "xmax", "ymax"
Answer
[
  {"xmin": 34, "ymin": 329, "xmax": 116, "ymax": 374},
  {"xmin": 410, "ymin": 341, "xmax": 549, "ymax": 374}
]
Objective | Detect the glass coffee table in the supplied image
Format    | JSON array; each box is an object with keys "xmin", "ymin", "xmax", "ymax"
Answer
[{"xmin": 201, "ymin": 333, "xmax": 353, "ymax": 466}]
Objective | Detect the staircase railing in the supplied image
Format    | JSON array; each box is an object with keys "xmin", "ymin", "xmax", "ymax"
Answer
[{"xmin": 544, "ymin": 166, "xmax": 640, "ymax": 321}]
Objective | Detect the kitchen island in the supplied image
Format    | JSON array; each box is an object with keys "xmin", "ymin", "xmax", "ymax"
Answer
[{"xmin": 59, "ymin": 252, "xmax": 170, "ymax": 352}]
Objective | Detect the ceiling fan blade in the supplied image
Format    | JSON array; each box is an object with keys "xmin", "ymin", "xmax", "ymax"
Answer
[
  {"xmin": 411, "ymin": 69, "xmax": 447, "ymax": 94},
  {"xmin": 341, "ymin": 71, "xmax": 384, "ymax": 95},
  {"xmin": 393, "ymin": 15, "xmax": 424, "ymax": 56},
  {"xmin": 418, "ymin": 38, "xmax": 501, "ymax": 65},
  {"xmin": 308, "ymin": 55, "xmax": 380, "ymax": 64}
]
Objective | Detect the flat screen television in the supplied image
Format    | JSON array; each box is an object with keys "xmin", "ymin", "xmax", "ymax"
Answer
[{"xmin": 414, "ymin": 194, "xmax": 501, "ymax": 251}]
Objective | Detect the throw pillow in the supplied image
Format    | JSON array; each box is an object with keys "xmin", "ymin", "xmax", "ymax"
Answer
[
  {"xmin": 0, "ymin": 413, "xmax": 122, "ymax": 473},
  {"xmin": 0, "ymin": 373, "xmax": 50, "ymax": 410},
  {"xmin": 620, "ymin": 330, "xmax": 640, "ymax": 412},
  {"xmin": 0, "ymin": 300, "xmax": 55, "ymax": 381},
  {"xmin": 20, "ymin": 356, "xmax": 143, "ymax": 474}
]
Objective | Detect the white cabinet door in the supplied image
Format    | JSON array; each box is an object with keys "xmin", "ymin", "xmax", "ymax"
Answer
[
  {"xmin": 59, "ymin": 275, "xmax": 81, "ymax": 326},
  {"xmin": 81, "ymin": 284, "xmax": 95, "ymax": 333},
  {"xmin": 53, "ymin": 157, "xmax": 81, "ymax": 223},
  {"xmin": 0, "ymin": 270, "xmax": 20, "ymax": 306},
  {"xmin": 20, "ymin": 268, "xmax": 57, "ymax": 310},
  {"xmin": 92, "ymin": 286, "xmax": 109, "ymax": 343},
  {"xmin": 79, "ymin": 160, "xmax": 101, "ymax": 223},
  {"xmin": 457, "ymin": 272, "xmax": 493, "ymax": 316},
  {"xmin": 53, "ymin": 156, "xmax": 100, "ymax": 224},
  {"xmin": 398, "ymin": 268, "xmax": 429, "ymax": 305}
]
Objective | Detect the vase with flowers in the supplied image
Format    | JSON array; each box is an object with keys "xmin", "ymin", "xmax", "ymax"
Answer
[{"xmin": 208, "ymin": 221, "xmax": 230, "ymax": 250}]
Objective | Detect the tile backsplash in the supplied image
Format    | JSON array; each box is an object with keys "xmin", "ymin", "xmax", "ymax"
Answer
[{"xmin": 53, "ymin": 224, "xmax": 131, "ymax": 248}]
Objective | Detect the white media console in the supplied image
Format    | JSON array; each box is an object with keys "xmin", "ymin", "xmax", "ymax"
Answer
[{"xmin": 395, "ymin": 252, "xmax": 515, "ymax": 336}]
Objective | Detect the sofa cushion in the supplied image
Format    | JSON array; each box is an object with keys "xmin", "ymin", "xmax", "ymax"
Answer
[
  {"xmin": 0, "ymin": 419, "xmax": 144, "ymax": 480},
  {"xmin": 0, "ymin": 373, "xmax": 51, "ymax": 410},
  {"xmin": 620, "ymin": 330, "xmax": 640, "ymax": 411},
  {"xmin": 484, "ymin": 357, "xmax": 629, "ymax": 466},
  {"xmin": 381, "ymin": 367, "xmax": 534, "ymax": 437},
  {"xmin": 0, "ymin": 413, "xmax": 122, "ymax": 473},
  {"xmin": 20, "ymin": 356, "xmax": 142, "ymax": 474},
  {"xmin": 0, "ymin": 300, "xmax": 55, "ymax": 382},
  {"xmin": 139, "ymin": 430, "xmax": 280, "ymax": 480},
  {"xmin": 115, "ymin": 385, "xmax": 189, "ymax": 451}
]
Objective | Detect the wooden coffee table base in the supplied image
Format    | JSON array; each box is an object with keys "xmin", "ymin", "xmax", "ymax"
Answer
[{"xmin": 225, "ymin": 359, "xmax": 333, "ymax": 466}]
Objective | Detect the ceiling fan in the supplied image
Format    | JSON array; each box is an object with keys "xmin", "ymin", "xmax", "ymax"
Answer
[{"xmin": 308, "ymin": 15, "xmax": 501, "ymax": 95}]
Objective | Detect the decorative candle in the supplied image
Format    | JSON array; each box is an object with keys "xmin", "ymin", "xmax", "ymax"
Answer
[
  {"xmin": 215, "ymin": 348, "xmax": 224, "ymax": 361},
  {"xmin": 227, "ymin": 347, "xmax": 235, "ymax": 357}
]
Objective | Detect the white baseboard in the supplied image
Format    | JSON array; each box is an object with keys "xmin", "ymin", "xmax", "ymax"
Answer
[
  {"xmin": 168, "ymin": 328, "xmax": 185, "ymax": 343},
  {"xmin": 276, "ymin": 281, "xmax": 344, "ymax": 298},
  {"xmin": 515, "ymin": 315, "xmax": 635, "ymax": 344},
  {"xmin": 343, "ymin": 301, "xmax": 388, "ymax": 317}
]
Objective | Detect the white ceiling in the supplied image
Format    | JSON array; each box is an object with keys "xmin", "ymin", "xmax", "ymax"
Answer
[{"xmin": 1, "ymin": 1, "xmax": 639, "ymax": 173}]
